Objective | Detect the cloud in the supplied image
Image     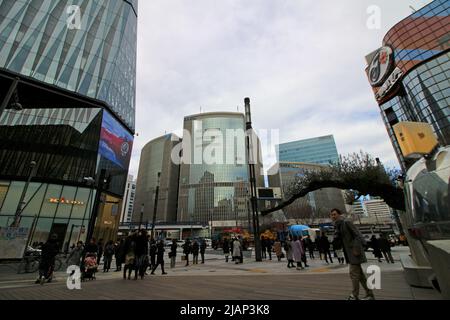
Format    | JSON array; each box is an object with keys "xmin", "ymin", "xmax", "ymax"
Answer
[{"xmin": 130, "ymin": 0, "xmax": 432, "ymax": 177}]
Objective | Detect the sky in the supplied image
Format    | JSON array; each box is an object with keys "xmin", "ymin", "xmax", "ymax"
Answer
[{"xmin": 130, "ymin": 0, "xmax": 433, "ymax": 178}]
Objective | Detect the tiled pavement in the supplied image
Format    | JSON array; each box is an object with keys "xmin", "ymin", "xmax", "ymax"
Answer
[{"xmin": 0, "ymin": 247, "xmax": 442, "ymax": 300}]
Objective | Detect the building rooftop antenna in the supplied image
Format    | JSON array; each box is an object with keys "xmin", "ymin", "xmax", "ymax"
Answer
[{"xmin": 409, "ymin": 5, "xmax": 416, "ymax": 13}]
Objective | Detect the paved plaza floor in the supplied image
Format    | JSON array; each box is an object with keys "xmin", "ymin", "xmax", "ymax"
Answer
[{"xmin": 0, "ymin": 247, "xmax": 442, "ymax": 300}]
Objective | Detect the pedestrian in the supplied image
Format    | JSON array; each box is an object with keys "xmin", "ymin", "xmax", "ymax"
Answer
[
  {"xmin": 35, "ymin": 233, "xmax": 59, "ymax": 284},
  {"xmin": 114, "ymin": 239, "xmax": 125, "ymax": 271},
  {"xmin": 332, "ymin": 237, "xmax": 345, "ymax": 264},
  {"xmin": 331, "ymin": 208, "xmax": 375, "ymax": 300},
  {"xmin": 103, "ymin": 240, "xmax": 115, "ymax": 272},
  {"xmin": 182, "ymin": 239, "xmax": 191, "ymax": 266},
  {"xmin": 284, "ymin": 237, "xmax": 295, "ymax": 268},
  {"xmin": 66, "ymin": 241, "xmax": 83, "ymax": 267},
  {"xmin": 304, "ymin": 235, "xmax": 315, "ymax": 259},
  {"xmin": 169, "ymin": 239, "xmax": 177, "ymax": 268},
  {"xmin": 97, "ymin": 238, "xmax": 104, "ymax": 265},
  {"xmin": 291, "ymin": 235, "xmax": 304, "ymax": 270},
  {"xmin": 378, "ymin": 234, "xmax": 395, "ymax": 263},
  {"xmin": 266, "ymin": 237, "xmax": 273, "ymax": 260},
  {"xmin": 274, "ymin": 238, "xmax": 283, "ymax": 261},
  {"xmin": 123, "ymin": 234, "xmax": 136, "ymax": 280},
  {"xmin": 192, "ymin": 240, "xmax": 200, "ymax": 264},
  {"xmin": 83, "ymin": 238, "xmax": 98, "ymax": 258},
  {"xmin": 370, "ymin": 235, "xmax": 383, "ymax": 262},
  {"xmin": 301, "ymin": 237, "xmax": 309, "ymax": 267},
  {"xmin": 149, "ymin": 238, "xmax": 157, "ymax": 270},
  {"xmin": 232, "ymin": 238, "xmax": 241, "ymax": 264},
  {"xmin": 135, "ymin": 230, "xmax": 148, "ymax": 279},
  {"xmin": 222, "ymin": 237, "xmax": 230, "ymax": 262},
  {"xmin": 318, "ymin": 232, "xmax": 333, "ymax": 264},
  {"xmin": 151, "ymin": 240, "xmax": 167, "ymax": 275},
  {"xmin": 261, "ymin": 236, "xmax": 267, "ymax": 259},
  {"xmin": 200, "ymin": 239, "xmax": 207, "ymax": 264}
]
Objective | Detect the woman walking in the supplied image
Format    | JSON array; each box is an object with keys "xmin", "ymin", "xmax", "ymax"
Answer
[
  {"xmin": 292, "ymin": 235, "xmax": 304, "ymax": 270},
  {"xmin": 273, "ymin": 238, "xmax": 283, "ymax": 261},
  {"xmin": 285, "ymin": 237, "xmax": 295, "ymax": 268}
]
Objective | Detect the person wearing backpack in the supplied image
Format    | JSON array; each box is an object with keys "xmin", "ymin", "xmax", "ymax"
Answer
[{"xmin": 331, "ymin": 208, "xmax": 375, "ymax": 300}]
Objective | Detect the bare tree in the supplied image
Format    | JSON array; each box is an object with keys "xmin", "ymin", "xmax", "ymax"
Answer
[{"xmin": 262, "ymin": 152, "xmax": 405, "ymax": 216}]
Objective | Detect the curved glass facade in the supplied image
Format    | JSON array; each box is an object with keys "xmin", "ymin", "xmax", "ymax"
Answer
[
  {"xmin": 177, "ymin": 113, "xmax": 251, "ymax": 223},
  {"xmin": 0, "ymin": 0, "xmax": 137, "ymax": 130},
  {"xmin": 367, "ymin": 0, "xmax": 450, "ymax": 171}
]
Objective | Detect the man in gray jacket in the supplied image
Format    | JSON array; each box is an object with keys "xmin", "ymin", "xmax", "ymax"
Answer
[{"xmin": 331, "ymin": 208, "xmax": 375, "ymax": 300}]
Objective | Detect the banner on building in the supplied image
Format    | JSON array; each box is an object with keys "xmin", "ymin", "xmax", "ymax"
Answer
[{"xmin": 0, "ymin": 227, "xmax": 30, "ymax": 259}]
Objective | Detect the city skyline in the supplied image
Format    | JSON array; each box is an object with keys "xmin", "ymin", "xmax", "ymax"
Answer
[{"xmin": 129, "ymin": 0, "xmax": 434, "ymax": 178}]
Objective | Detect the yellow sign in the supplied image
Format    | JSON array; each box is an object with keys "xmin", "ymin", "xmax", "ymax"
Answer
[
  {"xmin": 393, "ymin": 122, "xmax": 439, "ymax": 158},
  {"xmin": 49, "ymin": 198, "xmax": 84, "ymax": 205}
]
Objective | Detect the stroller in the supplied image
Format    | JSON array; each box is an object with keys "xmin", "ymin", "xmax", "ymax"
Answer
[{"xmin": 82, "ymin": 253, "xmax": 98, "ymax": 281}]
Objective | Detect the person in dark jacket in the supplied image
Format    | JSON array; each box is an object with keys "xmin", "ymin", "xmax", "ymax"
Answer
[
  {"xmin": 370, "ymin": 235, "xmax": 383, "ymax": 262},
  {"xmin": 304, "ymin": 236, "xmax": 315, "ymax": 259},
  {"xmin": 200, "ymin": 239, "xmax": 207, "ymax": 264},
  {"xmin": 84, "ymin": 238, "xmax": 98, "ymax": 257},
  {"xmin": 114, "ymin": 239, "xmax": 125, "ymax": 271},
  {"xmin": 192, "ymin": 240, "xmax": 200, "ymax": 264},
  {"xmin": 222, "ymin": 238, "xmax": 230, "ymax": 262},
  {"xmin": 260, "ymin": 236, "xmax": 267, "ymax": 259},
  {"xmin": 151, "ymin": 240, "xmax": 167, "ymax": 275},
  {"xmin": 318, "ymin": 233, "xmax": 333, "ymax": 264},
  {"xmin": 149, "ymin": 238, "xmax": 157, "ymax": 270},
  {"xmin": 103, "ymin": 240, "xmax": 115, "ymax": 272},
  {"xmin": 182, "ymin": 239, "xmax": 191, "ymax": 266},
  {"xmin": 134, "ymin": 230, "xmax": 148, "ymax": 279},
  {"xmin": 378, "ymin": 234, "xmax": 394, "ymax": 263},
  {"xmin": 35, "ymin": 234, "xmax": 59, "ymax": 284},
  {"xmin": 331, "ymin": 208, "xmax": 375, "ymax": 300},
  {"xmin": 265, "ymin": 238, "xmax": 273, "ymax": 260},
  {"xmin": 169, "ymin": 239, "xmax": 178, "ymax": 268}
]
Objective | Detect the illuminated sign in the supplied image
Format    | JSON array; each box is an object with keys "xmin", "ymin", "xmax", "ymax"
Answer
[
  {"xmin": 368, "ymin": 46, "xmax": 394, "ymax": 86},
  {"xmin": 374, "ymin": 67, "xmax": 403, "ymax": 100},
  {"xmin": 49, "ymin": 198, "xmax": 84, "ymax": 205}
]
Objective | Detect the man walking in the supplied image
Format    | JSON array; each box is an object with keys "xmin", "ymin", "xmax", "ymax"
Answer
[
  {"xmin": 331, "ymin": 208, "xmax": 375, "ymax": 300},
  {"xmin": 379, "ymin": 234, "xmax": 395, "ymax": 263},
  {"xmin": 200, "ymin": 239, "xmax": 207, "ymax": 264},
  {"xmin": 151, "ymin": 240, "xmax": 167, "ymax": 275},
  {"xmin": 169, "ymin": 239, "xmax": 178, "ymax": 268}
]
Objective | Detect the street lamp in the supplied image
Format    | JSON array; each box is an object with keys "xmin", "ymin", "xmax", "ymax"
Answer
[
  {"xmin": 150, "ymin": 172, "xmax": 161, "ymax": 240},
  {"xmin": 244, "ymin": 97, "xmax": 262, "ymax": 261},
  {"xmin": 11, "ymin": 160, "xmax": 37, "ymax": 227}
]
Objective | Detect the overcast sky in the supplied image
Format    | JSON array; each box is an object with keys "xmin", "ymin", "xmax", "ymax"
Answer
[{"xmin": 130, "ymin": 0, "xmax": 432, "ymax": 178}]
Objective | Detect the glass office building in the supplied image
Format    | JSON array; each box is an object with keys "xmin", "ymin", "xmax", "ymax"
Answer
[
  {"xmin": 276, "ymin": 135, "xmax": 339, "ymax": 165},
  {"xmin": 177, "ymin": 112, "xmax": 264, "ymax": 224},
  {"xmin": 0, "ymin": 0, "xmax": 137, "ymax": 255},
  {"xmin": 365, "ymin": 0, "xmax": 449, "ymax": 171}
]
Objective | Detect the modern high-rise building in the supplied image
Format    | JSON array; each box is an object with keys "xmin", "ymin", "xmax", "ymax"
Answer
[
  {"xmin": 351, "ymin": 198, "xmax": 393, "ymax": 224},
  {"xmin": 120, "ymin": 175, "xmax": 136, "ymax": 224},
  {"xmin": 267, "ymin": 162, "xmax": 347, "ymax": 221},
  {"xmin": 365, "ymin": 0, "xmax": 449, "ymax": 171},
  {"xmin": 276, "ymin": 135, "xmax": 339, "ymax": 165},
  {"xmin": 0, "ymin": 0, "xmax": 137, "ymax": 255},
  {"xmin": 133, "ymin": 134, "xmax": 181, "ymax": 224},
  {"xmin": 177, "ymin": 112, "xmax": 264, "ymax": 225}
]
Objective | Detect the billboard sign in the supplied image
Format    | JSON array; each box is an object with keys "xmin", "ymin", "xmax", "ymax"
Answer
[{"xmin": 99, "ymin": 111, "xmax": 134, "ymax": 169}]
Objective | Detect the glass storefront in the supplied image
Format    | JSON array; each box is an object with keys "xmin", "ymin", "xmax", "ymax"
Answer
[{"xmin": 0, "ymin": 181, "xmax": 96, "ymax": 250}]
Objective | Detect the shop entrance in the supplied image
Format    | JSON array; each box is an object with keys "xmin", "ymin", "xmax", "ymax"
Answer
[{"xmin": 49, "ymin": 223, "xmax": 68, "ymax": 251}]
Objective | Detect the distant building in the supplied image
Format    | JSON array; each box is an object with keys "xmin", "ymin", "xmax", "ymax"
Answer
[
  {"xmin": 133, "ymin": 134, "xmax": 181, "ymax": 224},
  {"xmin": 120, "ymin": 175, "xmax": 136, "ymax": 224},
  {"xmin": 276, "ymin": 135, "xmax": 339, "ymax": 165},
  {"xmin": 177, "ymin": 112, "xmax": 264, "ymax": 224},
  {"xmin": 268, "ymin": 162, "xmax": 346, "ymax": 221},
  {"xmin": 351, "ymin": 197, "xmax": 393, "ymax": 224}
]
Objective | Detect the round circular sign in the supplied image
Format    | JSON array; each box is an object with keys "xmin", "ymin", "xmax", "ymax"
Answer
[
  {"xmin": 369, "ymin": 46, "xmax": 393, "ymax": 86},
  {"xmin": 121, "ymin": 141, "xmax": 130, "ymax": 156}
]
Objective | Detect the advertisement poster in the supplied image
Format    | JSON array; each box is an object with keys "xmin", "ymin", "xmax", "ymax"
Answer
[
  {"xmin": 99, "ymin": 111, "xmax": 134, "ymax": 169},
  {"xmin": 0, "ymin": 227, "xmax": 30, "ymax": 259}
]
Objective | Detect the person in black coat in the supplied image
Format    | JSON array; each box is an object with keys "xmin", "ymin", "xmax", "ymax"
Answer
[
  {"xmin": 114, "ymin": 239, "xmax": 125, "ymax": 271},
  {"xmin": 378, "ymin": 234, "xmax": 394, "ymax": 263},
  {"xmin": 192, "ymin": 240, "xmax": 200, "ymax": 264},
  {"xmin": 134, "ymin": 230, "xmax": 149, "ymax": 279},
  {"xmin": 200, "ymin": 239, "xmax": 207, "ymax": 264},
  {"xmin": 370, "ymin": 235, "xmax": 382, "ymax": 262},
  {"xmin": 222, "ymin": 238, "xmax": 230, "ymax": 262},
  {"xmin": 35, "ymin": 234, "xmax": 59, "ymax": 284},
  {"xmin": 169, "ymin": 239, "xmax": 178, "ymax": 268},
  {"xmin": 151, "ymin": 240, "xmax": 167, "ymax": 275},
  {"xmin": 318, "ymin": 233, "xmax": 333, "ymax": 264},
  {"xmin": 182, "ymin": 239, "xmax": 191, "ymax": 266}
]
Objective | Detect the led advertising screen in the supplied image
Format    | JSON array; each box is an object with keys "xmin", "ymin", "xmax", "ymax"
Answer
[{"xmin": 99, "ymin": 111, "xmax": 133, "ymax": 169}]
